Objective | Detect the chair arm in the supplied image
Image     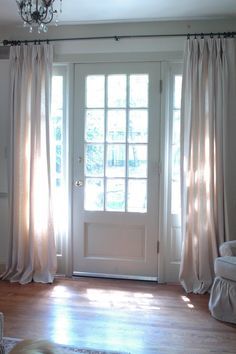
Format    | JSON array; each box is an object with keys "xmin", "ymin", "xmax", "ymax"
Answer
[{"xmin": 220, "ymin": 240, "xmax": 236, "ymax": 256}]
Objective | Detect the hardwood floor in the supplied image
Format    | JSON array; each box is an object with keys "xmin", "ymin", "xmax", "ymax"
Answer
[{"xmin": 0, "ymin": 277, "xmax": 235, "ymax": 354}]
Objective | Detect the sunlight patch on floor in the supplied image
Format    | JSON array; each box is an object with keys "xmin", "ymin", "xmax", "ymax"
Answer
[
  {"xmin": 85, "ymin": 288, "xmax": 159, "ymax": 310},
  {"xmin": 50, "ymin": 285, "xmax": 72, "ymax": 299},
  {"xmin": 181, "ymin": 295, "xmax": 195, "ymax": 309}
]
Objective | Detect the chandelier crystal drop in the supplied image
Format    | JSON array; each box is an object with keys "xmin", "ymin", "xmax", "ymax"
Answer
[{"xmin": 16, "ymin": 0, "xmax": 62, "ymax": 33}]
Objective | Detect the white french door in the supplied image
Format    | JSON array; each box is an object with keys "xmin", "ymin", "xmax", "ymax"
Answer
[{"xmin": 72, "ymin": 62, "xmax": 161, "ymax": 279}]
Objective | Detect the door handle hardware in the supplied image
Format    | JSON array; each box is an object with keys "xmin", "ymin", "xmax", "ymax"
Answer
[{"xmin": 75, "ymin": 180, "xmax": 84, "ymax": 187}]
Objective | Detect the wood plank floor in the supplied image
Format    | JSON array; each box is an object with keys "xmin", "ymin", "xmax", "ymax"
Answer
[{"xmin": 0, "ymin": 277, "xmax": 235, "ymax": 354}]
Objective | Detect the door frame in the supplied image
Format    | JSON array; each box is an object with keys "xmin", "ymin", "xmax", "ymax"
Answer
[
  {"xmin": 59, "ymin": 54, "xmax": 183, "ymax": 283},
  {"xmin": 158, "ymin": 61, "xmax": 183, "ymax": 283}
]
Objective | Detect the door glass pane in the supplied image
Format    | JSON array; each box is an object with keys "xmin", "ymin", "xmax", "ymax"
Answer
[
  {"xmin": 84, "ymin": 178, "xmax": 104, "ymax": 211},
  {"xmin": 128, "ymin": 145, "xmax": 147, "ymax": 178},
  {"xmin": 86, "ymin": 76, "xmax": 105, "ymax": 108},
  {"xmin": 85, "ymin": 144, "xmax": 104, "ymax": 177},
  {"xmin": 171, "ymin": 75, "xmax": 182, "ymax": 214},
  {"xmin": 107, "ymin": 109, "xmax": 126, "ymax": 142},
  {"xmin": 108, "ymin": 75, "xmax": 126, "ymax": 108},
  {"xmin": 174, "ymin": 75, "xmax": 182, "ymax": 109},
  {"xmin": 51, "ymin": 75, "xmax": 63, "ymax": 188},
  {"xmin": 85, "ymin": 109, "xmax": 104, "ymax": 142},
  {"xmin": 128, "ymin": 179, "xmax": 147, "ymax": 212},
  {"xmin": 128, "ymin": 110, "xmax": 148, "ymax": 143},
  {"xmin": 106, "ymin": 144, "xmax": 126, "ymax": 177},
  {"xmin": 172, "ymin": 110, "xmax": 180, "ymax": 145},
  {"xmin": 106, "ymin": 179, "xmax": 125, "ymax": 212},
  {"xmin": 129, "ymin": 75, "xmax": 148, "ymax": 108}
]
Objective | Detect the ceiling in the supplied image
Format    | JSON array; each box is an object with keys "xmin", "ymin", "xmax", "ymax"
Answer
[{"xmin": 0, "ymin": 0, "xmax": 236, "ymax": 26}]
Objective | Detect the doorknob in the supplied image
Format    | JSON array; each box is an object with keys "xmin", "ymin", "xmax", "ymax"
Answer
[{"xmin": 75, "ymin": 180, "xmax": 84, "ymax": 187}]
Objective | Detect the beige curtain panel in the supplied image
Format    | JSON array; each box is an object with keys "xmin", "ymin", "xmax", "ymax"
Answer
[
  {"xmin": 1, "ymin": 44, "xmax": 57, "ymax": 284},
  {"xmin": 180, "ymin": 37, "xmax": 236, "ymax": 294}
]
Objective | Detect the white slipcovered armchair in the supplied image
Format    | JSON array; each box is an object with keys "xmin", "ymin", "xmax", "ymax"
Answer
[{"xmin": 209, "ymin": 240, "xmax": 236, "ymax": 323}]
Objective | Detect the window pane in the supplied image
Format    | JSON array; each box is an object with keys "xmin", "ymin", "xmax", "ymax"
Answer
[
  {"xmin": 128, "ymin": 110, "xmax": 148, "ymax": 143},
  {"xmin": 51, "ymin": 75, "xmax": 63, "ymax": 190},
  {"xmin": 172, "ymin": 145, "xmax": 180, "ymax": 185},
  {"xmin": 85, "ymin": 109, "xmax": 104, "ymax": 142},
  {"xmin": 172, "ymin": 110, "xmax": 180, "ymax": 145},
  {"xmin": 171, "ymin": 180, "xmax": 181, "ymax": 215},
  {"xmin": 107, "ymin": 109, "xmax": 126, "ymax": 142},
  {"xmin": 108, "ymin": 75, "xmax": 126, "ymax": 108},
  {"xmin": 55, "ymin": 126, "xmax": 62, "ymax": 141},
  {"xmin": 86, "ymin": 76, "xmax": 105, "ymax": 108},
  {"xmin": 174, "ymin": 75, "xmax": 182, "ymax": 109},
  {"xmin": 129, "ymin": 75, "xmax": 148, "ymax": 108},
  {"xmin": 56, "ymin": 145, "xmax": 62, "ymax": 173},
  {"xmin": 128, "ymin": 179, "xmax": 147, "ymax": 213},
  {"xmin": 85, "ymin": 144, "xmax": 104, "ymax": 177},
  {"xmin": 51, "ymin": 76, "xmax": 63, "ymax": 112},
  {"xmin": 106, "ymin": 179, "xmax": 125, "ymax": 212},
  {"xmin": 85, "ymin": 178, "xmax": 104, "ymax": 211},
  {"xmin": 128, "ymin": 145, "xmax": 147, "ymax": 178},
  {"xmin": 106, "ymin": 144, "xmax": 126, "ymax": 177}
]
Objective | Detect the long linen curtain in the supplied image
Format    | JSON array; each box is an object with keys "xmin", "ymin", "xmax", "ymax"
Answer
[
  {"xmin": 179, "ymin": 37, "xmax": 236, "ymax": 294},
  {"xmin": 1, "ymin": 44, "xmax": 57, "ymax": 284}
]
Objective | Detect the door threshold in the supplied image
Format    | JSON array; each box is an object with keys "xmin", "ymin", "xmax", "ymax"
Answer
[{"xmin": 73, "ymin": 271, "xmax": 158, "ymax": 282}]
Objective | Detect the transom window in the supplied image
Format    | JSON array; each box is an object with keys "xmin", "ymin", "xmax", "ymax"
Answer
[{"xmin": 84, "ymin": 74, "xmax": 149, "ymax": 213}]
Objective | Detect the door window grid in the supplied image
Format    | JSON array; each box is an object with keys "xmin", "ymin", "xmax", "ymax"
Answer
[{"xmin": 84, "ymin": 74, "xmax": 149, "ymax": 212}]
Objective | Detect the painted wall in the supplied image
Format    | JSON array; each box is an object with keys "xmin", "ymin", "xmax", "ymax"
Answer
[{"xmin": 0, "ymin": 18, "xmax": 235, "ymax": 266}]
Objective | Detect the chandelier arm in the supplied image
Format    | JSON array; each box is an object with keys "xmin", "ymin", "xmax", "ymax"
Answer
[
  {"xmin": 39, "ymin": 7, "xmax": 54, "ymax": 24},
  {"xmin": 20, "ymin": 7, "xmax": 34, "ymax": 25}
]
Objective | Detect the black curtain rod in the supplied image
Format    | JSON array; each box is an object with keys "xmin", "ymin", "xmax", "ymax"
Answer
[{"xmin": 2, "ymin": 31, "xmax": 236, "ymax": 46}]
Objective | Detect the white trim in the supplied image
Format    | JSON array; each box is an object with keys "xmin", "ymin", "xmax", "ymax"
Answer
[
  {"xmin": 52, "ymin": 64, "xmax": 71, "ymax": 275},
  {"xmin": 157, "ymin": 61, "xmax": 171, "ymax": 283},
  {"xmin": 54, "ymin": 51, "xmax": 183, "ymax": 64},
  {"xmin": 65, "ymin": 63, "xmax": 74, "ymax": 277},
  {"xmin": 158, "ymin": 61, "xmax": 184, "ymax": 283}
]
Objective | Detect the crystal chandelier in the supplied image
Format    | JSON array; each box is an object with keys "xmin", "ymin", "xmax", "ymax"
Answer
[{"xmin": 16, "ymin": 0, "xmax": 62, "ymax": 33}]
